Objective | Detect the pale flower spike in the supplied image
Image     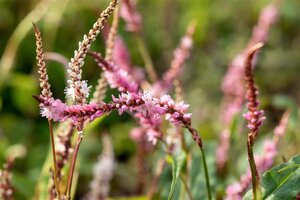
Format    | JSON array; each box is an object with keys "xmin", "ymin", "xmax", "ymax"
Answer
[
  {"xmin": 86, "ymin": 134, "xmax": 114, "ymax": 199},
  {"xmin": 67, "ymin": 0, "xmax": 118, "ymax": 105},
  {"xmin": 33, "ymin": 23, "xmax": 52, "ymax": 100},
  {"xmin": 65, "ymin": 80, "xmax": 91, "ymax": 101}
]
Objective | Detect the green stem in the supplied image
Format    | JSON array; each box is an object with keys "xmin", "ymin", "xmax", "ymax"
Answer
[
  {"xmin": 247, "ymin": 137, "xmax": 262, "ymax": 200},
  {"xmin": 180, "ymin": 174, "xmax": 194, "ymax": 200},
  {"xmin": 200, "ymin": 147, "xmax": 212, "ymax": 200},
  {"xmin": 135, "ymin": 33, "xmax": 157, "ymax": 82},
  {"xmin": 185, "ymin": 125, "xmax": 212, "ymax": 200}
]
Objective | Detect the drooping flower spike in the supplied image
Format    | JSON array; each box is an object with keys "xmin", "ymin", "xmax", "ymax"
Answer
[
  {"xmin": 88, "ymin": 51, "xmax": 139, "ymax": 93},
  {"xmin": 36, "ymin": 91, "xmax": 192, "ymax": 127}
]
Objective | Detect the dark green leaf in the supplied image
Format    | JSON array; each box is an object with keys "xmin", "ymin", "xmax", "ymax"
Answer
[{"xmin": 243, "ymin": 154, "xmax": 300, "ymax": 200}]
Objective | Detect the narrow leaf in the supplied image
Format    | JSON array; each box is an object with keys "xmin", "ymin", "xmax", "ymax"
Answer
[{"xmin": 167, "ymin": 151, "xmax": 186, "ymax": 200}]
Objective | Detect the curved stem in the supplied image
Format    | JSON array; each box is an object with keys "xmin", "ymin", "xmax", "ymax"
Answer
[
  {"xmin": 48, "ymin": 120, "xmax": 61, "ymax": 199},
  {"xmin": 180, "ymin": 174, "xmax": 194, "ymax": 200},
  {"xmin": 135, "ymin": 33, "xmax": 157, "ymax": 82},
  {"xmin": 247, "ymin": 136, "xmax": 262, "ymax": 200},
  {"xmin": 185, "ymin": 125, "xmax": 212, "ymax": 200},
  {"xmin": 66, "ymin": 132, "xmax": 83, "ymax": 198},
  {"xmin": 200, "ymin": 147, "xmax": 212, "ymax": 200}
]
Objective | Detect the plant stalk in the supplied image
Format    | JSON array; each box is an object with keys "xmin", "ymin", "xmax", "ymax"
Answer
[
  {"xmin": 200, "ymin": 147, "xmax": 212, "ymax": 200},
  {"xmin": 48, "ymin": 119, "xmax": 61, "ymax": 199},
  {"xmin": 185, "ymin": 125, "xmax": 212, "ymax": 200},
  {"xmin": 135, "ymin": 33, "xmax": 157, "ymax": 82},
  {"xmin": 247, "ymin": 136, "xmax": 262, "ymax": 200},
  {"xmin": 66, "ymin": 132, "xmax": 83, "ymax": 198},
  {"xmin": 180, "ymin": 174, "xmax": 194, "ymax": 200}
]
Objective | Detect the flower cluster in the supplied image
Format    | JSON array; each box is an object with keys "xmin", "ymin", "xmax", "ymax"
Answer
[
  {"xmin": 86, "ymin": 7, "xmax": 195, "ymax": 144},
  {"xmin": 216, "ymin": 3, "xmax": 279, "ymax": 173},
  {"xmin": 33, "ymin": 1, "xmax": 210, "ymax": 198},
  {"xmin": 37, "ymin": 91, "xmax": 192, "ymax": 129},
  {"xmin": 37, "ymin": 89, "xmax": 195, "ymax": 147},
  {"xmin": 225, "ymin": 137, "xmax": 282, "ymax": 200},
  {"xmin": 67, "ymin": 0, "xmax": 118, "ymax": 105},
  {"xmin": 0, "ymin": 157, "xmax": 14, "ymax": 200},
  {"xmin": 39, "ymin": 98, "xmax": 66, "ymax": 121},
  {"xmin": 252, "ymin": 4, "xmax": 278, "ymax": 45},
  {"xmin": 152, "ymin": 23, "xmax": 195, "ymax": 96},
  {"xmin": 120, "ymin": 0, "xmax": 141, "ymax": 33},
  {"xmin": 215, "ymin": 129, "xmax": 230, "ymax": 172},
  {"xmin": 92, "ymin": 5, "xmax": 120, "ymax": 103},
  {"xmin": 225, "ymin": 140, "xmax": 276, "ymax": 200},
  {"xmin": 112, "ymin": 37, "xmax": 145, "ymax": 84},
  {"xmin": 225, "ymin": 110, "xmax": 290, "ymax": 200},
  {"xmin": 65, "ymin": 80, "xmax": 92, "ymax": 102},
  {"xmin": 243, "ymin": 43, "xmax": 266, "ymax": 138},
  {"xmin": 86, "ymin": 134, "xmax": 114, "ymax": 200},
  {"xmin": 88, "ymin": 51, "xmax": 139, "ymax": 93},
  {"xmin": 34, "ymin": 23, "xmax": 52, "ymax": 100},
  {"xmin": 221, "ymin": 3, "xmax": 278, "ymax": 104}
]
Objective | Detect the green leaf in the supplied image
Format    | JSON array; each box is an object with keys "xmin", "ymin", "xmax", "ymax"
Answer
[
  {"xmin": 167, "ymin": 151, "xmax": 186, "ymax": 200},
  {"xmin": 243, "ymin": 154, "xmax": 300, "ymax": 200},
  {"xmin": 189, "ymin": 143, "xmax": 217, "ymax": 200}
]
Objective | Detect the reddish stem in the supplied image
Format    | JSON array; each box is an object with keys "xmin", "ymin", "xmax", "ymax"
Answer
[{"xmin": 66, "ymin": 132, "xmax": 83, "ymax": 198}]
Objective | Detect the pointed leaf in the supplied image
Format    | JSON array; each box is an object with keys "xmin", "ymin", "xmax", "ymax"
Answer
[
  {"xmin": 167, "ymin": 151, "xmax": 186, "ymax": 200},
  {"xmin": 243, "ymin": 154, "xmax": 300, "ymax": 200}
]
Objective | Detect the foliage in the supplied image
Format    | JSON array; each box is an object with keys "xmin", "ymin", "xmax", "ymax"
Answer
[
  {"xmin": 244, "ymin": 154, "xmax": 300, "ymax": 200},
  {"xmin": 0, "ymin": 0, "xmax": 300, "ymax": 199}
]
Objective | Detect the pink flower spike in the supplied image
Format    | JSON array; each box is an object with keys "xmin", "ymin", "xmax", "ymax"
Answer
[
  {"xmin": 120, "ymin": 0, "xmax": 141, "ymax": 33},
  {"xmin": 146, "ymin": 129, "xmax": 162, "ymax": 145},
  {"xmin": 40, "ymin": 98, "xmax": 66, "ymax": 121},
  {"xmin": 183, "ymin": 113, "xmax": 192, "ymax": 121},
  {"xmin": 130, "ymin": 127, "xmax": 144, "ymax": 142},
  {"xmin": 88, "ymin": 51, "xmax": 139, "ymax": 93}
]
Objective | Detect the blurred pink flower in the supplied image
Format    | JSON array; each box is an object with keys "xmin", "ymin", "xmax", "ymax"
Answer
[{"xmin": 120, "ymin": 0, "xmax": 141, "ymax": 33}]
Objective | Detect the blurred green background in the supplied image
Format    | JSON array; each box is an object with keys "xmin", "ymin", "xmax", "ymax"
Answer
[{"xmin": 0, "ymin": 0, "xmax": 300, "ymax": 199}]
